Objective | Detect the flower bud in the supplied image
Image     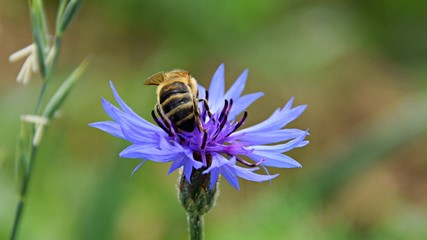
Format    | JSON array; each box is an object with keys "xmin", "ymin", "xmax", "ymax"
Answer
[{"xmin": 178, "ymin": 166, "xmax": 217, "ymax": 217}]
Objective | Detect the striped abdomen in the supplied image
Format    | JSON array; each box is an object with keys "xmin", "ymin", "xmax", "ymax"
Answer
[{"xmin": 159, "ymin": 81, "xmax": 196, "ymax": 132}]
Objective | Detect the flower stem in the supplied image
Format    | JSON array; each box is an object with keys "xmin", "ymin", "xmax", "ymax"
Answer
[
  {"xmin": 178, "ymin": 154, "xmax": 218, "ymax": 240},
  {"xmin": 187, "ymin": 214, "xmax": 204, "ymax": 240}
]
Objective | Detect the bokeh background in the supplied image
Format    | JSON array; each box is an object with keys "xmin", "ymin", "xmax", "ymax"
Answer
[{"xmin": 1, "ymin": 0, "xmax": 427, "ymax": 239}]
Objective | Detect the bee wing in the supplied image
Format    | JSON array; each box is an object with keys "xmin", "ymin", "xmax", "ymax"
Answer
[
  {"xmin": 144, "ymin": 72, "xmax": 165, "ymax": 85},
  {"xmin": 174, "ymin": 70, "xmax": 190, "ymax": 77}
]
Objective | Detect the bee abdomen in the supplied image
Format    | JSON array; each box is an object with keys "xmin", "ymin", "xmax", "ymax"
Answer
[
  {"xmin": 159, "ymin": 81, "xmax": 196, "ymax": 132},
  {"xmin": 159, "ymin": 81, "xmax": 190, "ymax": 104},
  {"xmin": 161, "ymin": 94, "xmax": 193, "ymax": 115},
  {"xmin": 175, "ymin": 114, "xmax": 196, "ymax": 132},
  {"xmin": 162, "ymin": 98, "xmax": 196, "ymax": 132},
  {"xmin": 169, "ymin": 101, "xmax": 196, "ymax": 132}
]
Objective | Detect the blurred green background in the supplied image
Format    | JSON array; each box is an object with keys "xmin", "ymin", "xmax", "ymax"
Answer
[{"xmin": 1, "ymin": 0, "xmax": 427, "ymax": 239}]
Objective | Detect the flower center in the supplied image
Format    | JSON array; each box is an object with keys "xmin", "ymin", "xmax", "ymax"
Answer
[{"xmin": 151, "ymin": 91, "xmax": 259, "ymax": 167}]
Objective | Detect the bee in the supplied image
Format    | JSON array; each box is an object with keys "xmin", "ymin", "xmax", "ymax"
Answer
[{"xmin": 144, "ymin": 70, "xmax": 203, "ymax": 133}]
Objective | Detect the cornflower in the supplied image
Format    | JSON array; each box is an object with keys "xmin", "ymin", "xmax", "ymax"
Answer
[{"xmin": 89, "ymin": 64, "xmax": 309, "ymax": 190}]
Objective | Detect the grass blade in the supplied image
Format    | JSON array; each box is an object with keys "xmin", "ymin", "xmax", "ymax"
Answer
[
  {"xmin": 42, "ymin": 57, "xmax": 91, "ymax": 119},
  {"xmin": 60, "ymin": 0, "xmax": 84, "ymax": 33}
]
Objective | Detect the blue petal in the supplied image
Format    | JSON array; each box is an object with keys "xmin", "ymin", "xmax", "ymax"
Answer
[
  {"xmin": 101, "ymin": 100, "xmax": 165, "ymax": 143},
  {"xmin": 208, "ymin": 64, "xmax": 225, "ymax": 112},
  {"xmin": 284, "ymin": 97, "xmax": 294, "ymax": 111},
  {"xmin": 101, "ymin": 98, "xmax": 120, "ymax": 121},
  {"xmin": 119, "ymin": 143, "xmax": 181, "ymax": 161},
  {"xmin": 248, "ymin": 152, "xmax": 302, "ymax": 168},
  {"xmin": 183, "ymin": 160, "xmax": 194, "ymax": 182},
  {"xmin": 209, "ymin": 168, "xmax": 220, "ymax": 189},
  {"xmin": 233, "ymin": 165, "xmax": 279, "ymax": 182},
  {"xmin": 197, "ymin": 84, "xmax": 206, "ymax": 99},
  {"xmin": 203, "ymin": 153, "xmax": 229, "ymax": 172},
  {"xmin": 235, "ymin": 102, "xmax": 307, "ymax": 134},
  {"xmin": 206, "ymin": 155, "xmax": 280, "ymax": 189},
  {"xmin": 251, "ymin": 130, "xmax": 308, "ymax": 153},
  {"xmin": 131, "ymin": 160, "xmax": 147, "ymax": 175},
  {"xmin": 108, "ymin": 81, "xmax": 165, "ymax": 135},
  {"xmin": 184, "ymin": 151, "xmax": 204, "ymax": 169},
  {"xmin": 223, "ymin": 69, "xmax": 248, "ymax": 100},
  {"xmin": 88, "ymin": 121, "xmax": 124, "ymax": 139},
  {"xmin": 234, "ymin": 129, "xmax": 307, "ymax": 145},
  {"xmin": 203, "ymin": 155, "xmax": 241, "ymax": 189},
  {"xmin": 281, "ymin": 105, "xmax": 307, "ymax": 127},
  {"xmin": 204, "ymin": 154, "xmax": 238, "ymax": 188},
  {"xmin": 168, "ymin": 156, "xmax": 186, "ymax": 174},
  {"xmin": 99, "ymin": 97, "xmax": 165, "ymax": 145},
  {"xmin": 228, "ymin": 92, "xmax": 264, "ymax": 121},
  {"xmin": 119, "ymin": 122, "xmax": 163, "ymax": 144},
  {"xmin": 224, "ymin": 157, "xmax": 279, "ymax": 182},
  {"xmin": 220, "ymin": 164, "xmax": 240, "ymax": 190},
  {"xmin": 298, "ymin": 140, "xmax": 310, "ymax": 148},
  {"xmin": 168, "ymin": 152, "xmax": 202, "ymax": 177},
  {"xmin": 110, "ymin": 81, "xmax": 151, "ymax": 124}
]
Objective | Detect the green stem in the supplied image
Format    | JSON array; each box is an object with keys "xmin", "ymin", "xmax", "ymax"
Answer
[
  {"xmin": 34, "ymin": 83, "xmax": 48, "ymax": 114},
  {"xmin": 10, "ymin": 200, "xmax": 23, "ymax": 240},
  {"xmin": 33, "ymin": 34, "xmax": 62, "ymax": 115},
  {"xmin": 10, "ymin": 139, "xmax": 40, "ymax": 240},
  {"xmin": 178, "ymin": 155, "xmax": 218, "ymax": 240},
  {"xmin": 188, "ymin": 214, "xmax": 204, "ymax": 240}
]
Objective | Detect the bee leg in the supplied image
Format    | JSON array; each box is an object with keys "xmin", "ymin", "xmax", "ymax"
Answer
[
  {"xmin": 193, "ymin": 106, "xmax": 204, "ymax": 132},
  {"xmin": 198, "ymin": 98, "xmax": 212, "ymax": 119},
  {"xmin": 194, "ymin": 116, "xmax": 208, "ymax": 150},
  {"xmin": 195, "ymin": 118, "xmax": 205, "ymax": 132},
  {"xmin": 156, "ymin": 104, "xmax": 171, "ymax": 131},
  {"xmin": 151, "ymin": 110, "xmax": 172, "ymax": 136},
  {"xmin": 201, "ymin": 129, "xmax": 208, "ymax": 150}
]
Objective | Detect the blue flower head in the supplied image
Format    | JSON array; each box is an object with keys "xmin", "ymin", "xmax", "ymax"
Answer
[{"xmin": 89, "ymin": 64, "xmax": 309, "ymax": 190}]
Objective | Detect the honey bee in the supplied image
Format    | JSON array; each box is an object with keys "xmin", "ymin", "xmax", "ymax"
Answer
[{"xmin": 144, "ymin": 70, "xmax": 203, "ymax": 133}]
